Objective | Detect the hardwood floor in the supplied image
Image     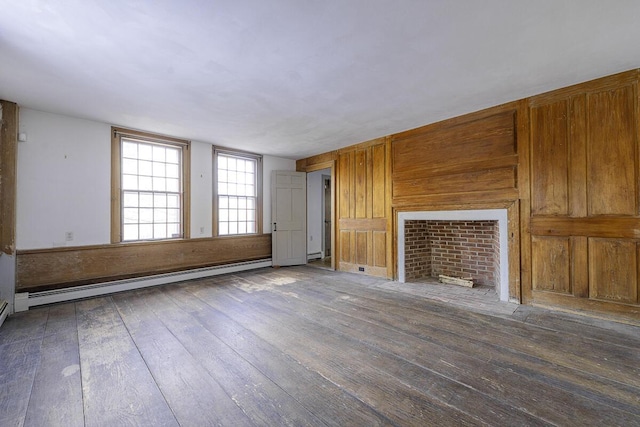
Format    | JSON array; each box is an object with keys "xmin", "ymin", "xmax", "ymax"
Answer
[{"xmin": 1, "ymin": 266, "xmax": 639, "ymax": 426}]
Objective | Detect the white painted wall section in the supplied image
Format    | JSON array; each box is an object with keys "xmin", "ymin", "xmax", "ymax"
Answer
[{"xmin": 17, "ymin": 109, "xmax": 111, "ymax": 249}]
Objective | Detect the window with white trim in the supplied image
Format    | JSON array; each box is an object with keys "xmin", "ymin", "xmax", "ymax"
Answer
[
  {"xmin": 112, "ymin": 128, "xmax": 189, "ymax": 242},
  {"xmin": 214, "ymin": 149, "xmax": 262, "ymax": 236}
]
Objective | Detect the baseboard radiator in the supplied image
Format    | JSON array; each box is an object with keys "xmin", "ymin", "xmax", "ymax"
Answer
[
  {"xmin": 14, "ymin": 258, "xmax": 272, "ymax": 312},
  {"xmin": 0, "ymin": 300, "xmax": 8, "ymax": 327}
]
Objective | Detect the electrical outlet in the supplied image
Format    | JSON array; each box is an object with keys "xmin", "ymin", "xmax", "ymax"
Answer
[
  {"xmin": 310, "ymin": 235, "xmax": 313, "ymax": 241},
  {"xmin": 65, "ymin": 231, "xmax": 74, "ymax": 241},
  {"xmin": 199, "ymin": 226, "xmax": 205, "ymax": 235},
  {"xmin": 358, "ymin": 267, "xmax": 365, "ymax": 272}
]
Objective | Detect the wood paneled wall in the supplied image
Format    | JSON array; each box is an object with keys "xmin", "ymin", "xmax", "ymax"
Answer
[
  {"xmin": 297, "ymin": 69, "xmax": 640, "ymax": 318},
  {"xmin": 390, "ymin": 101, "xmax": 527, "ymax": 301},
  {"xmin": 0, "ymin": 100, "xmax": 18, "ymax": 255},
  {"xmin": 391, "ymin": 102, "xmax": 523, "ymax": 207},
  {"xmin": 528, "ymin": 70, "xmax": 640, "ymax": 316},
  {"xmin": 16, "ymin": 235, "xmax": 271, "ymax": 292},
  {"xmin": 336, "ymin": 138, "xmax": 392, "ymax": 277}
]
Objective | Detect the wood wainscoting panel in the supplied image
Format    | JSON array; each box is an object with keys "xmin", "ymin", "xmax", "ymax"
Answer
[
  {"xmin": 16, "ymin": 235, "xmax": 271, "ymax": 292},
  {"xmin": 587, "ymin": 84, "xmax": 638, "ymax": 216},
  {"xmin": 336, "ymin": 138, "xmax": 392, "ymax": 278},
  {"xmin": 530, "ymin": 99, "xmax": 570, "ymax": 216},
  {"xmin": 340, "ymin": 230, "xmax": 352, "ymax": 264},
  {"xmin": 588, "ymin": 238, "xmax": 638, "ymax": 304},
  {"xmin": 531, "ymin": 236, "xmax": 571, "ymax": 294},
  {"xmin": 373, "ymin": 231, "xmax": 387, "ymax": 268},
  {"xmin": 527, "ymin": 70, "xmax": 640, "ymax": 316}
]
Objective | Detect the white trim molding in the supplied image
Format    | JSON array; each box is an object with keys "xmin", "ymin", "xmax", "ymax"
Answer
[{"xmin": 397, "ymin": 209, "xmax": 510, "ymax": 302}]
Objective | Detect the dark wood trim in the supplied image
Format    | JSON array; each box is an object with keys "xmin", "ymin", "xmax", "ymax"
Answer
[
  {"xmin": 16, "ymin": 234, "xmax": 271, "ymax": 292},
  {"xmin": 0, "ymin": 100, "xmax": 18, "ymax": 255}
]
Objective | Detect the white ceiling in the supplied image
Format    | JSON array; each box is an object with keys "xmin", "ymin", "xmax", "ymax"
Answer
[{"xmin": 1, "ymin": 1, "xmax": 640, "ymax": 160}]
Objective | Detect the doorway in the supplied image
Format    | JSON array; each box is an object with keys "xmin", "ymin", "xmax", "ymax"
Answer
[{"xmin": 306, "ymin": 167, "xmax": 333, "ymax": 270}]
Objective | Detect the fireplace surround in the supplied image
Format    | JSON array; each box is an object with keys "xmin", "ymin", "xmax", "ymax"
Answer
[{"xmin": 397, "ymin": 209, "xmax": 509, "ymax": 302}]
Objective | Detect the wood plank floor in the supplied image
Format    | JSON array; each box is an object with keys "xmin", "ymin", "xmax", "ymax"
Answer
[{"xmin": 1, "ymin": 266, "xmax": 639, "ymax": 426}]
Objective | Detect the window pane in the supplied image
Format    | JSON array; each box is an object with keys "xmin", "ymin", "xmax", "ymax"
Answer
[
  {"xmin": 123, "ymin": 208, "xmax": 138, "ymax": 224},
  {"xmin": 155, "ymin": 208, "xmax": 167, "ymax": 222},
  {"xmin": 153, "ymin": 162, "xmax": 165, "ymax": 177},
  {"xmin": 140, "ymin": 208, "xmax": 153, "ymax": 223},
  {"xmin": 247, "ymin": 223, "xmax": 255, "ymax": 233},
  {"xmin": 219, "ymin": 222, "xmax": 229, "ymax": 235},
  {"xmin": 153, "ymin": 146, "xmax": 165, "ymax": 162},
  {"xmin": 140, "ymin": 224, "xmax": 153, "ymax": 239},
  {"xmin": 166, "ymin": 148, "xmax": 179, "ymax": 164},
  {"xmin": 167, "ymin": 194, "xmax": 179, "ymax": 208},
  {"xmin": 166, "ymin": 164, "xmax": 179, "ymax": 178},
  {"xmin": 167, "ymin": 208, "xmax": 179, "ymax": 222},
  {"xmin": 153, "ymin": 177, "xmax": 166, "ymax": 191},
  {"xmin": 154, "ymin": 194, "xmax": 167, "ymax": 208},
  {"xmin": 140, "ymin": 193, "xmax": 153, "ymax": 207},
  {"xmin": 218, "ymin": 155, "xmax": 227, "ymax": 169},
  {"xmin": 154, "ymin": 223, "xmax": 167, "ymax": 239},
  {"xmin": 122, "ymin": 174, "xmax": 137, "ymax": 190},
  {"xmin": 123, "ymin": 224, "xmax": 138, "ymax": 241},
  {"xmin": 139, "ymin": 144, "xmax": 152, "ymax": 160},
  {"xmin": 219, "ymin": 209, "xmax": 228, "ymax": 221},
  {"xmin": 238, "ymin": 222, "xmax": 247, "ymax": 234},
  {"xmin": 166, "ymin": 178, "xmax": 179, "ymax": 193},
  {"xmin": 219, "ymin": 196, "xmax": 228, "ymax": 208},
  {"xmin": 229, "ymin": 210, "xmax": 238, "ymax": 221},
  {"xmin": 168, "ymin": 223, "xmax": 180, "ymax": 238},
  {"xmin": 122, "ymin": 141, "xmax": 137, "ymax": 158},
  {"xmin": 139, "ymin": 160, "xmax": 152, "ymax": 176},
  {"xmin": 123, "ymin": 158, "xmax": 137, "ymax": 174},
  {"xmin": 123, "ymin": 192, "xmax": 138, "ymax": 207},
  {"xmin": 229, "ymin": 222, "xmax": 238, "ymax": 234},
  {"xmin": 218, "ymin": 183, "xmax": 228, "ymax": 195},
  {"xmin": 139, "ymin": 176, "xmax": 153, "ymax": 191}
]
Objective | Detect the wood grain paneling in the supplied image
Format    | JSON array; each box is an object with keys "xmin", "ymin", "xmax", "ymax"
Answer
[
  {"xmin": 392, "ymin": 111, "xmax": 516, "ymax": 175},
  {"xmin": 531, "ymin": 237, "xmax": 571, "ymax": 294},
  {"xmin": 355, "ymin": 150, "xmax": 367, "ymax": 219},
  {"xmin": 0, "ymin": 100, "xmax": 18, "ymax": 255},
  {"xmin": 392, "ymin": 104, "xmax": 521, "ymax": 207},
  {"xmin": 528, "ymin": 69, "xmax": 640, "ymax": 314},
  {"xmin": 16, "ymin": 235, "xmax": 271, "ymax": 292},
  {"xmin": 372, "ymin": 144, "xmax": 386, "ymax": 218},
  {"xmin": 531, "ymin": 100, "xmax": 569, "ymax": 215},
  {"xmin": 393, "ymin": 167, "xmax": 516, "ymax": 198},
  {"xmin": 335, "ymin": 138, "xmax": 391, "ymax": 278},
  {"xmin": 588, "ymin": 238, "xmax": 638, "ymax": 304},
  {"xmin": 587, "ymin": 85, "xmax": 637, "ymax": 216}
]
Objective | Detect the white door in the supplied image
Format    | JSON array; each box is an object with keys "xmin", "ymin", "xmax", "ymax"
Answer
[{"xmin": 271, "ymin": 170, "xmax": 306, "ymax": 266}]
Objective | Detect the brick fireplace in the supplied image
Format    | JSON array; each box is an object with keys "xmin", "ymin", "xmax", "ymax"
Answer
[{"xmin": 397, "ymin": 210, "xmax": 509, "ymax": 301}]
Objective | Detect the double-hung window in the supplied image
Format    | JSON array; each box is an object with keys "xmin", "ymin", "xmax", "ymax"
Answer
[
  {"xmin": 214, "ymin": 149, "xmax": 262, "ymax": 236},
  {"xmin": 112, "ymin": 127, "xmax": 190, "ymax": 242}
]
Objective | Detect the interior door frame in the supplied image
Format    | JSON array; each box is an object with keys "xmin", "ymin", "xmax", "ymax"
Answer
[{"xmin": 304, "ymin": 161, "xmax": 336, "ymax": 270}]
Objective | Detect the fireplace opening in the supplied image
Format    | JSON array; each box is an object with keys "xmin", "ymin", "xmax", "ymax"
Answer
[
  {"xmin": 397, "ymin": 209, "xmax": 509, "ymax": 301},
  {"xmin": 404, "ymin": 220, "xmax": 500, "ymax": 288}
]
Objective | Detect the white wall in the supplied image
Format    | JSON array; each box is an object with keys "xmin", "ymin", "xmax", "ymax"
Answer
[
  {"xmin": 17, "ymin": 109, "xmax": 111, "ymax": 249},
  {"xmin": 190, "ymin": 140, "xmax": 213, "ymax": 238},
  {"xmin": 17, "ymin": 108, "xmax": 295, "ymax": 250}
]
